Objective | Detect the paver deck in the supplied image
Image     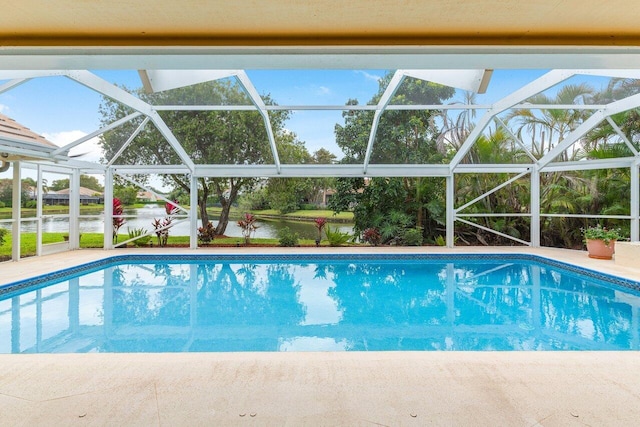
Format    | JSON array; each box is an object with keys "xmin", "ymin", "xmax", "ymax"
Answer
[{"xmin": 1, "ymin": 247, "xmax": 639, "ymax": 426}]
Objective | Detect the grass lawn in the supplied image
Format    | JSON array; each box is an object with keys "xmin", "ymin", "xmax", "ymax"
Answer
[
  {"xmin": 0, "ymin": 232, "xmax": 329, "ymax": 259},
  {"xmin": 252, "ymin": 209, "xmax": 353, "ymax": 221}
]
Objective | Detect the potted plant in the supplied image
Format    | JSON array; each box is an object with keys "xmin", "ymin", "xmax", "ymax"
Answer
[{"xmin": 583, "ymin": 224, "xmax": 623, "ymax": 260}]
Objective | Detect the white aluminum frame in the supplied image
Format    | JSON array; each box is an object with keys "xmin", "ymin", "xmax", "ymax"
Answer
[{"xmin": 1, "ymin": 54, "xmax": 640, "ymax": 258}]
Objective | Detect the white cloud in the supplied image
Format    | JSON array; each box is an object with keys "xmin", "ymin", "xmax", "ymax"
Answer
[
  {"xmin": 42, "ymin": 130, "xmax": 103, "ymax": 164},
  {"xmin": 354, "ymin": 70, "xmax": 382, "ymax": 83},
  {"xmin": 316, "ymin": 85, "xmax": 331, "ymax": 95},
  {"xmin": 0, "ymin": 104, "xmax": 9, "ymax": 114}
]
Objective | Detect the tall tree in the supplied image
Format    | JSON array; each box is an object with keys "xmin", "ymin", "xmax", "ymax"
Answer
[
  {"xmin": 50, "ymin": 175, "xmax": 104, "ymax": 192},
  {"xmin": 265, "ymin": 131, "xmax": 314, "ymax": 213},
  {"xmin": 330, "ymin": 73, "xmax": 455, "ymax": 240},
  {"xmin": 99, "ymin": 80, "xmax": 289, "ymax": 235}
]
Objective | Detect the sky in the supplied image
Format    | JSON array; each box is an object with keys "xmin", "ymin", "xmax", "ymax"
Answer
[{"xmin": 0, "ymin": 68, "xmax": 615, "ymax": 183}]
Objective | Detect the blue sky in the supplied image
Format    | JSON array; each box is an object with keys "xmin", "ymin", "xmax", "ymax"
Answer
[{"xmin": 0, "ymin": 68, "xmax": 615, "ymax": 173}]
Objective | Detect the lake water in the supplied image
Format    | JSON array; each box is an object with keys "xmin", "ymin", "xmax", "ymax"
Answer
[{"xmin": 0, "ymin": 206, "xmax": 353, "ymax": 240}]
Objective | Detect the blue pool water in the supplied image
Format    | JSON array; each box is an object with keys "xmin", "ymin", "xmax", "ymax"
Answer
[{"xmin": 1, "ymin": 254, "xmax": 639, "ymax": 353}]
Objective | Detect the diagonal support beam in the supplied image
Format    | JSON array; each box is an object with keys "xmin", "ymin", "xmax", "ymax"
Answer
[
  {"xmin": 605, "ymin": 116, "xmax": 639, "ymax": 157},
  {"xmin": 539, "ymin": 92, "xmax": 640, "ymax": 168},
  {"xmin": 455, "ymin": 170, "xmax": 531, "ymax": 213},
  {"xmin": 363, "ymin": 70, "xmax": 406, "ymax": 174},
  {"xmin": 63, "ymin": 70, "xmax": 195, "ymax": 171},
  {"xmin": 115, "ymin": 172, "xmax": 189, "ymax": 214},
  {"xmin": 235, "ymin": 71, "xmax": 281, "ymax": 173},
  {"xmin": 494, "ymin": 117, "xmax": 538, "ymax": 162},
  {"xmin": 449, "ymin": 69, "xmax": 577, "ymax": 171},
  {"xmin": 0, "ymin": 78, "xmax": 30, "ymax": 95},
  {"xmin": 107, "ymin": 116, "xmax": 150, "ymax": 166},
  {"xmin": 51, "ymin": 112, "xmax": 142, "ymax": 156}
]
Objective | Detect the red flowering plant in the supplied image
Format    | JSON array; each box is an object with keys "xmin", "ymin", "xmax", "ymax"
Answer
[
  {"xmin": 198, "ymin": 222, "xmax": 216, "ymax": 244},
  {"xmin": 153, "ymin": 200, "xmax": 179, "ymax": 247},
  {"xmin": 362, "ymin": 227, "xmax": 382, "ymax": 246},
  {"xmin": 165, "ymin": 200, "xmax": 179, "ymax": 216},
  {"xmin": 112, "ymin": 198, "xmax": 126, "ymax": 243},
  {"xmin": 237, "ymin": 213, "xmax": 258, "ymax": 245},
  {"xmin": 314, "ymin": 217, "xmax": 327, "ymax": 245}
]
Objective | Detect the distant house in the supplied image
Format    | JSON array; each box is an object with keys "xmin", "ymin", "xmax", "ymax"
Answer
[
  {"xmin": 136, "ymin": 191, "xmax": 158, "ymax": 202},
  {"xmin": 43, "ymin": 187, "xmax": 104, "ymax": 205}
]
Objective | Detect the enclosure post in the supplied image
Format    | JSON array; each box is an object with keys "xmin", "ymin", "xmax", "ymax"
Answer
[
  {"xmin": 446, "ymin": 174, "xmax": 455, "ymax": 248},
  {"xmin": 631, "ymin": 164, "xmax": 639, "ymax": 242},
  {"xmin": 104, "ymin": 168, "xmax": 113, "ymax": 250},
  {"xmin": 530, "ymin": 166, "xmax": 540, "ymax": 247},
  {"xmin": 190, "ymin": 174, "xmax": 198, "ymax": 249},
  {"xmin": 36, "ymin": 165, "xmax": 43, "ymax": 256},
  {"xmin": 69, "ymin": 168, "xmax": 80, "ymax": 250},
  {"xmin": 11, "ymin": 161, "xmax": 20, "ymax": 261}
]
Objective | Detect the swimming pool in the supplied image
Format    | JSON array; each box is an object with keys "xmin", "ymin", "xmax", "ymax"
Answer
[{"xmin": 1, "ymin": 254, "xmax": 639, "ymax": 353}]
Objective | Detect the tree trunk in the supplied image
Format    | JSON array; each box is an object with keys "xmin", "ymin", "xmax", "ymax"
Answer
[
  {"xmin": 212, "ymin": 177, "xmax": 245, "ymax": 236},
  {"xmin": 198, "ymin": 178, "xmax": 210, "ymax": 228},
  {"xmin": 216, "ymin": 200, "xmax": 231, "ymax": 235}
]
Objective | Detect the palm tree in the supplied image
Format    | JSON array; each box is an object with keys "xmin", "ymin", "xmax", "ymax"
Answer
[{"xmin": 506, "ymin": 83, "xmax": 594, "ymax": 160}]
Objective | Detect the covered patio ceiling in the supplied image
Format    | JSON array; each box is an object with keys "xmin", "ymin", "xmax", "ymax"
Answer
[{"xmin": 2, "ymin": 0, "xmax": 640, "ymax": 47}]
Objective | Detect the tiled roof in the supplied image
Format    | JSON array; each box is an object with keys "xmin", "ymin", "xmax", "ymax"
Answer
[
  {"xmin": 56, "ymin": 187, "xmax": 103, "ymax": 196},
  {"xmin": 0, "ymin": 113, "xmax": 56, "ymax": 148}
]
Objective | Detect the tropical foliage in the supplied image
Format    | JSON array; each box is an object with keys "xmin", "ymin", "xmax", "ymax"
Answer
[{"xmin": 330, "ymin": 75, "xmax": 640, "ymax": 248}]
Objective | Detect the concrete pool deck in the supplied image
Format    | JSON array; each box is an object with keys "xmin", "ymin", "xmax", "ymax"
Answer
[{"xmin": 1, "ymin": 246, "xmax": 640, "ymax": 425}]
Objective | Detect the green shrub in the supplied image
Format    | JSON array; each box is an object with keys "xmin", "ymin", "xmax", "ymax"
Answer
[
  {"xmin": 277, "ymin": 227, "xmax": 299, "ymax": 247},
  {"xmin": 0, "ymin": 201, "xmax": 4, "ymax": 208},
  {"xmin": 24, "ymin": 200, "xmax": 37, "ymax": 209},
  {"xmin": 402, "ymin": 227, "xmax": 423, "ymax": 246},
  {"xmin": 325, "ymin": 226, "xmax": 351, "ymax": 247},
  {"xmin": 0, "ymin": 228, "xmax": 6, "ymax": 246},
  {"xmin": 434, "ymin": 235, "xmax": 446, "ymax": 246},
  {"xmin": 128, "ymin": 227, "xmax": 151, "ymax": 247}
]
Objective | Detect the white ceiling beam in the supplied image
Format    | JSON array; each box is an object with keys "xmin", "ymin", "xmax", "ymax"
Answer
[
  {"xmin": 113, "ymin": 165, "xmax": 190, "ymax": 174},
  {"xmin": 454, "ymin": 164, "xmax": 532, "ymax": 173},
  {"xmin": 4, "ymin": 46, "xmax": 640, "ymax": 70},
  {"xmin": 542, "ymin": 158, "xmax": 634, "ymax": 172},
  {"xmin": 403, "ymin": 69, "xmax": 492, "ymax": 93},
  {"xmin": 0, "ymin": 70, "xmax": 66, "ymax": 79},
  {"xmin": 190, "ymin": 164, "xmax": 451, "ymax": 178},
  {"xmin": 138, "ymin": 69, "xmax": 239, "ymax": 93},
  {"xmin": 153, "ymin": 103, "xmax": 605, "ymax": 111}
]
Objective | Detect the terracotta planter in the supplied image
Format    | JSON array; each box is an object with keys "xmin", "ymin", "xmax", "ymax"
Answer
[{"xmin": 586, "ymin": 239, "xmax": 616, "ymax": 260}]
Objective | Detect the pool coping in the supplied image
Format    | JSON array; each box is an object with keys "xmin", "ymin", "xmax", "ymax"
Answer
[{"xmin": 3, "ymin": 247, "xmax": 640, "ymax": 296}]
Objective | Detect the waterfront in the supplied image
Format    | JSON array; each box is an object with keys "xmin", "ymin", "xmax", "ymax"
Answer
[{"xmin": 0, "ymin": 206, "xmax": 353, "ymax": 239}]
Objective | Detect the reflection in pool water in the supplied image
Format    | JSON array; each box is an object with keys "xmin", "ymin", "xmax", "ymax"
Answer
[{"xmin": 1, "ymin": 256, "xmax": 639, "ymax": 353}]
